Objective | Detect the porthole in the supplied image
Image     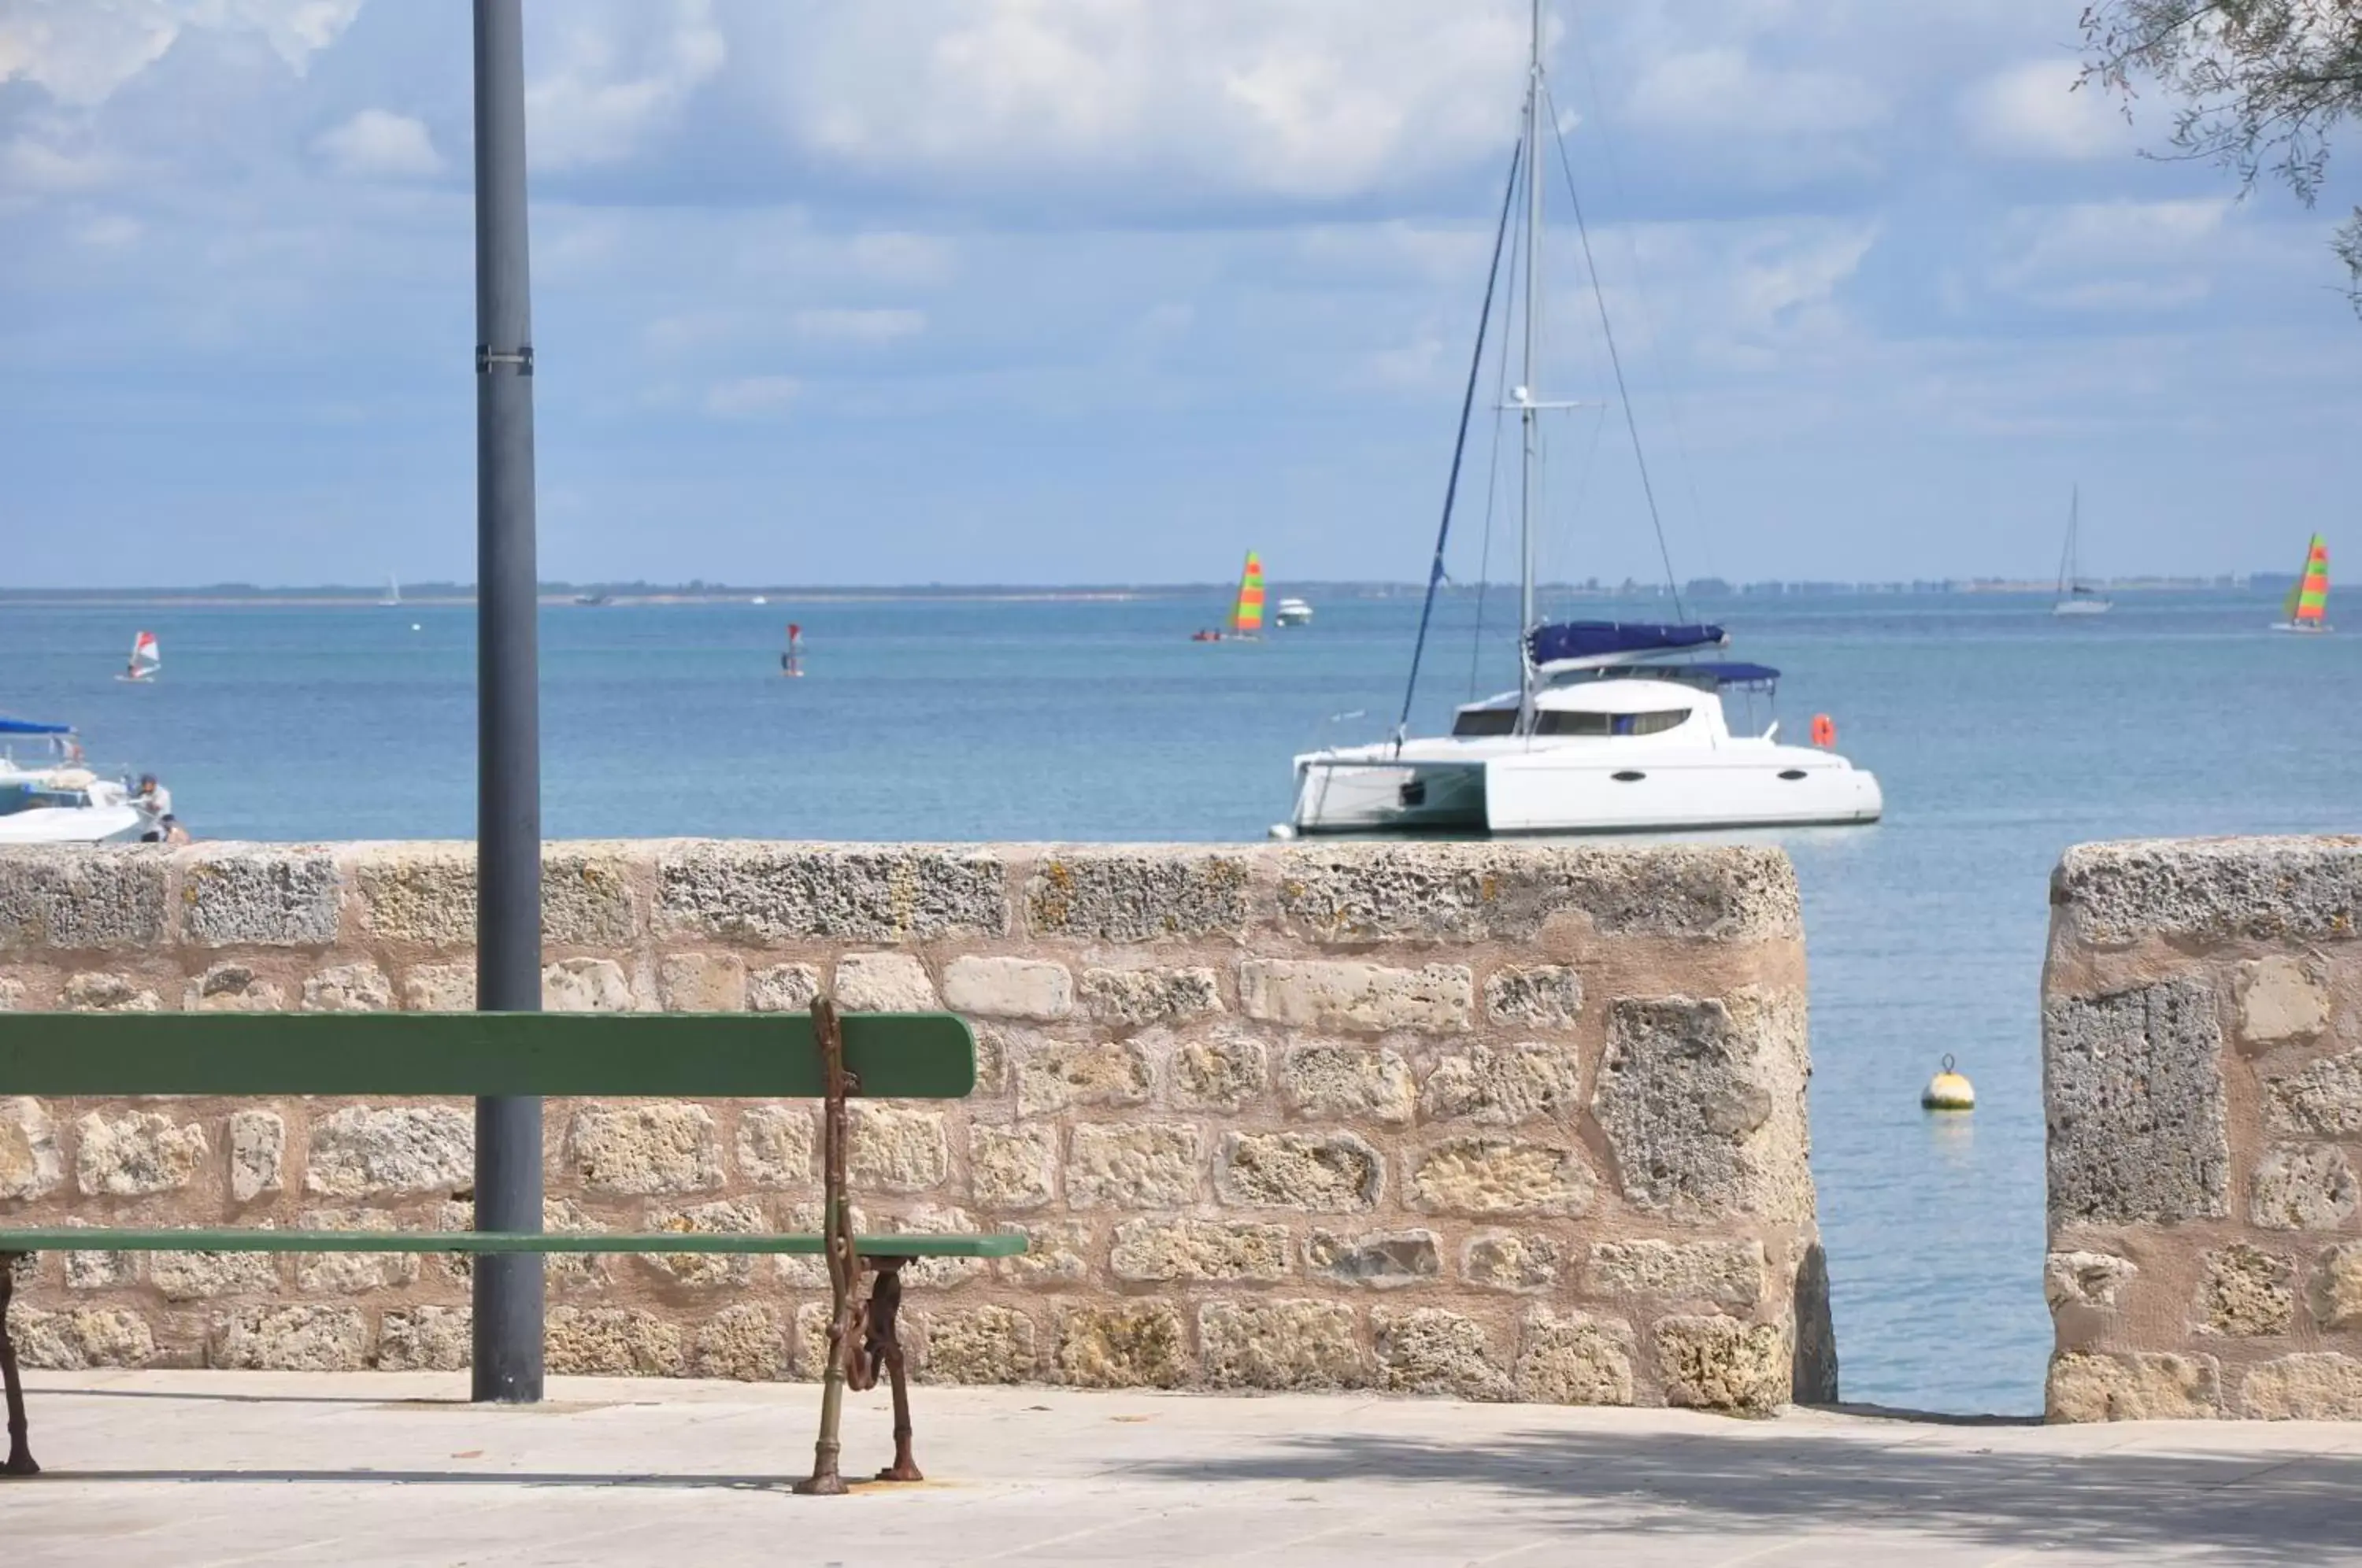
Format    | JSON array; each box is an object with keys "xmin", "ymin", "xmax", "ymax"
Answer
[
  {"xmin": 1611, "ymin": 770, "xmax": 1646, "ymax": 782},
  {"xmin": 1778, "ymin": 769, "xmax": 1809, "ymax": 781},
  {"xmin": 1399, "ymin": 779, "xmax": 1427, "ymax": 808}
]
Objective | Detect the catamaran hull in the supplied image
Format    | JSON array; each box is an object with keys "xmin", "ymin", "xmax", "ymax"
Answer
[{"xmin": 1292, "ymin": 753, "xmax": 1883, "ymax": 835}]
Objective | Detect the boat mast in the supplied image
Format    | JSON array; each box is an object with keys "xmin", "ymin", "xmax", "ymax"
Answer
[{"xmin": 1517, "ymin": 0, "xmax": 1544, "ymax": 724}]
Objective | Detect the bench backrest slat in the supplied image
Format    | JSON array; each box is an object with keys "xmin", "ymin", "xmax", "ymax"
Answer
[{"xmin": 0, "ymin": 1011, "xmax": 976, "ymax": 1098}]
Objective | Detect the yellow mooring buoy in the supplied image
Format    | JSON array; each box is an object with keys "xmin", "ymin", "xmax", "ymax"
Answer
[{"xmin": 1922, "ymin": 1054, "xmax": 1975, "ymax": 1111}]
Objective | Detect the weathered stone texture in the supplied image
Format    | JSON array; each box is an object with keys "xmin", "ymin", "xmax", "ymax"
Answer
[
  {"xmin": 212, "ymin": 1304, "xmax": 372, "ymax": 1370},
  {"xmin": 745, "ymin": 963, "xmax": 821, "ymax": 1013},
  {"xmin": 0, "ymin": 1095, "xmax": 62, "ymax": 1199},
  {"xmin": 0, "ymin": 848, "xmax": 166, "ymax": 950},
  {"xmin": 2238, "ymin": 956, "xmax": 2331, "ymax": 1045},
  {"xmin": 65, "ymin": 1244, "xmax": 136, "ymax": 1289},
  {"xmin": 1110, "ymin": 1218, "xmax": 1290, "ymax": 1281},
  {"xmin": 1239, "ymin": 960, "xmax": 1472, "ymax": 1034},
  {"xmin": 1057, "ymin": 1304, "xmax": 1187, "ymax": 1389},
  {"xmin": 657, "ymin": 952, "xmax": 745, "ymax": 1012},
  {"xmin": 1410, "ymin": 1137, "xmax": 1594, "ymax": 1217},
  {"xmin": 15, "ymin": 1306, "xmax": 155, "ymax": 1370},
  {"xmin": 152, "ymin": 1246, "xmax": 281, "ymax": 1300},
  {"xmin": 542, "ymin": 956, "xmax": 634, "ymax": 1012},
  {"xmin": 735, "ymin": 1104, "xmax": 816, "ymax": 1188},
  {"xmin": 379, "ymin": 1306, "xmax": 471, "ymax": 1372},
  {"xmin": 302, "ymin": 961, "xmax": 394, "ymax": 1013},
  {"xmin": 1001, "ymin": 1221, "xmax": 1092, "ymax": 1289},
  {"xmin": 76, "ymin": 1110, "xmax": 207, "ymax": 1196},
  {"xmin": 1420, "ymin": 1045, "xmax": 1579, "ymax": 1126},
  {"xmin": 181, "ymin": 849, "xmax": 340, "ymax": 946},
  {"xmin": 1217, "ymin": 1130, "xmax": 1382, "ymax": 1211},
  {"xmin": 1589, "ymin": 1240, "xmax": 1765, "ymax": 1310},
  {"xmin": 923, "ymin": 1305, "xmax": 1037, "ymax": 1384},
  {"xmin": 1280, "ymin": 1044, "xmax": 1415, "ymax": 1124},
  {"xmin": 1080, "ymin": 966, "xmax": 1222, "ymax": 1024},
  {"xmin": 1464, "ymin": 1232, "xmax": 1563, "ymax": 1293},
  {"xmin": 1594, "ymin": 990, "xmax": 1810, "ymax": 1219},
  {"xmin": 541, "ymin": 849, "xmax": 637, "ymax": 945},
  {"xmin": 969, "ymin": 1124, "xmax": 1056, "ymax": 1208},
  {"xmin": 1066, "ymin": 1122, "xmax": 1200, "ymax": 1208},
  {"xmin": 640, "ymin": 1198, "xmax": 768, "ymax": 1288},
  {"xmin": 848, "ymin": 1104, "xmax": 949, "ymax": 1192},
  {"xmin": 1483, "ymin": 966, "xmax": 1585, "ymax": 1029},
  {"xmin": 1201, "ymin": 1300, "xmax": 1363, "ymax": 1390},
  {"xmin": 2249, "ymin": 1144, "xmax": 2359, "ymax": 1230},
  {"xmin": 2199, "ymin": 1244, "xmax": 2294, "ymax": 1336},
  {"xmin": 64, "ymin": 972, "xmax": 159, "ymax": 1012},
  {"xmin": 1372, "ymin": 1307, "xmax": 1509, "ymax": 1400},
  {"xmin": 189, "ymin": 963, "xmax": 285, "ymax": 1012},
  {"xmin": 1016, "ymin": 1037, "xmax": 1152, "ymax": 1116},
  {"xmin": 548, "ymin": 1307, "xmax": 687, "ymax": 1376},
  {"xmin": 402, "ymin": 963, "xmax": 473, "ymax": 1011},
  {"xmin": 834, "ymin": 952, "xmax": 938, "ymax": 1011},
  {"xmin": 1519, "ymin": 1311, "xmax": 1635, "ymax": 1405},
  {"xmin": 1025, "ymin": 851, "xmax": 1249, "ymax": 941},
  {"xmin": 354, "ymin": 849, "xmax": 475, "ymax": 943},
  {"xmin": 656, "ymin": 844, "xmax": 1008, "ymax": 941},
  {"xmin": 2055, "ymin": 838, "xmax": 2362, "ymax": 945},
  {"xmin": 1168, "ymin": 1030, "xmax": 1267, "ymax": 1111},
  {"xmin": 294, "ymin": 1208, "xmax": 419, "ymax": 1294},
  {"xmin": 2264, "ymin": 1050, "xmax": 2362, "ymax": 1139},
  {"xmin": 2313, "ymin": 1242, "xmax": 2362, "ymax": 1329},
  {"xmin": 2240, "ymin": 1353, "xmax": 2362, "ymax": 1420},
  {"xmin": 1305, "ymin": 1228, "xmax": 1442, "ymax": 1289},
  {"xmin": 565, "ymin": 1104, "xmax": 722, "ymax": 1196},
  {"xmin": 1655, "ymin": 1315, "xmax": 1789, "ymax": 1415},
  {"xmin": 2047, "ymin": 1352, "xmax": 2223, "ymax": 1422},
  {"xmin": 2044, "ymin": 1251, "xmax": 2138, "ymax": 1311},
  {"xmin": 2043, "ymin": 981, "xmax": 2229, "ymax": 1225},
  {"xmin": 692, "ymin": 1304, "xmax": 787, "ymax": 1381},
  {"xmin": 309, "ymin": 1105, "xmax": 472, "ymax": 1196},
  {"xmin": 943, "ymin": 956, "xmax": 1072, "ymax": 1019}
]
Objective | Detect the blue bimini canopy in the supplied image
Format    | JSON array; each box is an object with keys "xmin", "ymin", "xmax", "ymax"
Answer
[
  {"xmin": 1527, "ymin": 621, "xmax": 1728, "ymax": 671},
  {"xmin": 1690, "ymin": 661, "xmax": 1781, "ymax": 689},
  {"xmin": 0, "ymin": 717, "xmax": 72, "ymax": 736}
]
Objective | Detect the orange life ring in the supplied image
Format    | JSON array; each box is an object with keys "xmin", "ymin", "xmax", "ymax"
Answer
[{"xmin": 1810, "ymin": 713, "xmax": 1836, "ymax": 748}]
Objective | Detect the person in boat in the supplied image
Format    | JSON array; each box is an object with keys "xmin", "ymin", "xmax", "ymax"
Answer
[{"xmin": 131, "ymin": 774, "xmax": 173, "ymax": 839}]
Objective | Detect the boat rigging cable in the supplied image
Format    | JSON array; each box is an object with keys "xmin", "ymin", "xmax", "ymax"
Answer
[
  {"xmin": 1465, "ymin": 233, "xmax": 1518, "ymax": 702},
  {"xmin": 1395, "ymin": 139, "xmax": 1522, "ymax": 752}
]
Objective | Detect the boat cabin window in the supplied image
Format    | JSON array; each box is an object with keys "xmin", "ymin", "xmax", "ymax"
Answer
[
  {"xmin": 1534, "ymin": 708, "xmax": 1690, "ymax": 738},
  {"xmin": 1452, "ymin": 708, "xmax": 1520, "ymax": 738}
]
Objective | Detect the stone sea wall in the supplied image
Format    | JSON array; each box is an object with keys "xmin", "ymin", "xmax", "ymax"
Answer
[
  {"xmin": 2044, "ymin": 837, "xmax": 2362, "ymax": 1420},
  {"xmin": 0, "ymin": 839, "xmax": 1824, "ymax": 1411}
]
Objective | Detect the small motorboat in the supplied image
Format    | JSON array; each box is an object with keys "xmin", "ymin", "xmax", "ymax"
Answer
[
  {"xmin": 1274, "ymin": 597, "xmax": 1314, "ymax": 627},
  {"xmin": 0, "ymin": 718, "xmax": 150, "ymax": 844}
]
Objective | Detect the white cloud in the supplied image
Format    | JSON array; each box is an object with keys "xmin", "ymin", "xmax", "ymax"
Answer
[
  {"xmin": 705, "ymin": 373, "xmax": 800, "ymax": 418},
  {"xmin": 314, "ymin": 109, "xmax": 440, "ymax": 179},
  {"xmin": 0, "ymin": 131, "xmax": 117, "ymax": 192},
  {"xmin": 790, "ymin": 307, "xmax": 925, "ymax": 343},
  {"xmin": 0, "ymin": 0, "xmax": 359, "ymax": 107},
  {"xmin": 1960, "ymin": 58, "xmax": 2134, "ymax": 161},
  {"xmin": 1623, "ymin": 47, "xmax": 1887, "ymax": 137},
  {"xmin": 1988, "ymin": 198, "xmax": 2231, "ymax": 310},
  {"xmin": 528, "ymin": 0, "xmax": 725, "ymax": 168},
  {"xmin": 77, "ymin": 213, "xmax": 142, "ymax": 247}
]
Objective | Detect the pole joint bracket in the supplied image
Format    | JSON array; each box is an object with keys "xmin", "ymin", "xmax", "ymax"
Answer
[{"xmin": 476, "ymin": 344, "xmax": 535, "ymax": 376}]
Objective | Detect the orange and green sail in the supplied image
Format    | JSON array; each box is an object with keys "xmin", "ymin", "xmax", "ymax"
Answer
[
  {"xmin": 1230, "ymin": 551, "xmax": 1266, "ymax": 635},
  {"xmin": 2285, "ymin": 534, "xmax": 2330, "ymax": 625}
]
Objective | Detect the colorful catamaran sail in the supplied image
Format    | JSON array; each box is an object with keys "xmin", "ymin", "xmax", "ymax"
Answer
[
  {"xmin": 2277, "ymin": 534, "xmax": 2330, "ymax": 631},
  {"xmin": 1229, "ymin": 552, "xmax": 1266, "ymax": 638}
]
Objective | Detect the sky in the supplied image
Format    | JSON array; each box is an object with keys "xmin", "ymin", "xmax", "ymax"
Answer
[{"xmin": 1, "ymin": 0, "xmax": 2356, "ymax": 589}]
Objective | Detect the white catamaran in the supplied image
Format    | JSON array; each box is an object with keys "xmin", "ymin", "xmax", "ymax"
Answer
[
  {"xmin": 2053, "ymin": 486, "xmax": 2112, "ymax": 616},
  {"xmin": 1287, "ymin": 0, "xmax": 1881, "ymax": 837}
]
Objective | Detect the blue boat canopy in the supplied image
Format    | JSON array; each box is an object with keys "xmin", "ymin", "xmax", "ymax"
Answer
[
  {"xmin": 1527, "ymin": 621, "xmax": 1727, "ymax": 671},
  {"xmin": 1687, "ymin": 661, "xmax": 1781, "ymax": 688},
  {"xmin": 0, "ymin": 717, "xmax": 72, "ymax": 736}
]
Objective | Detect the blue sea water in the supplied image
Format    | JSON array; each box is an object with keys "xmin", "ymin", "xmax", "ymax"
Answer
[{"xmin": 3, "ymin": 588, "xmax": 2354, "ymax": 1415}]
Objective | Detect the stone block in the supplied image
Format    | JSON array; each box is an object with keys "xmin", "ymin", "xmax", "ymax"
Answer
[
  {"xmin": 379, "ymin": 1306, "xmax": 471, "ymax": 1372},
  {"xmin": 693, "ymin": 1304, "xmax": 787, "ymax": 1381},
  {"xmin": 1484, "ymin": 965, "xmax": 1585, "ymax": 1028},
  {"xmin": 1518, "ymin": 1310, "xmax": 1636, "ymax": 1405},
  {"xmin": 2312, "ymin": 1241, "xmax": 2362, "ymax": 1329},
  {"xmin": 2264, "ymin": 1049, "xmax": 2362, "ymax": 1138},
  {"xmin": 794, "ymin": 1301, "xmax": 834, "ymax": 1380},
  {"xmin": 1015, "ymin": 1037, "xmax": 1152, "ymax": 1116},
  {"xmin": 1594, "ymin": 990, "xmax": 1811, "ymax": 1219},
  {"xmin": 2046, "ymin": 1351, "xmax": 2222, "ymax": 1421},
  {"xmin": 2054, "ymin": 838, "xmax": 2362, "ymax": 945},
  {"xmin": 1305, "ymin": 1228, "xmax": 1442, "ymax": 1289},
  {"xmin": 294, "ymin": 1207, "xmax": 420, "ymax": 1293},
  {"xmin": 212, "ymin": 1304, "xmax": 372, "ymax": 1370},
  {"xmin": 1239, "ymin": 960, "xmax": 1472, "ymax": 1034},
  {"xmin": 746, "ymin": 962, "xmax": 821, "ymax": 1012},
  {"xmin": 2200, "ymin": 1244, "xmax": 2294, "ymax": 1336},
  {"xmin": 542, "ymin": 956, "xmax": 635, "ymax": 1012},
  {"xmin": 2042, "ymin": 980, "xmax": 2230, "ymax": 1225},
  {"xmin": 2250, "ymin": 1144, "xmax": 2359, "ymax": 1230},
  {"xmin": 547, "ymin": 1307, "xmax": 687, "ymax": 1376},
  {"xmin": 541, "ymin": 847, "xmax": 638, "ymax": 945},
  {"xmin": 1025, "ymin": 850, "xmax": 1249, "ymax": 942},
  {"xmin": 970, "ymin": 1124, "xmax": 1056, "ymax": 1209},
  {"xmin": 180, "ymin": 848, "xmax": 340, "ymax": 946},
  {"xmin": 63, "ymin": 972, "xmax": 159, "ymax": 1011},
  {"xmin": 1372, "ymin": 1307, "xmax": 1509, "ymax": 1399},
  {"xmin": 227, "ymin": 1109, "xmax": 284, "ymax": 1202},
  {"xmin": 1080, "ymin": 966, "xmax": 1223, "ymax": 1024},
  {"xmin": 2241, "ymin": 1353, "xmax": 2362, "ymax": 1419},
  {"xmin": 736, "ymin": 1104, "xmax": 816, "ymax": 1188},
  {"xmin": 1409, "ymin": 1137, "xmax": 1594, "ymax": 1217},
  {"xmin": 1275, "ymin": 842, "xmax": 1800, "ymax": 942},
  {"xmin": 0, "ymin": 847, "xmax": 167, "ymax": 949},
  {"xmin": 1168, "ymin": 1030, "xmax": 1267, "ymax": 1111},
  {"xmin": 1065, "ymin": 1122, "xmax": 1201, "ymax": 1208},
  {"xmin": 431, "ymin": 1196, "xmax": 602, "ymax": 1288},
  {"xmin": 76, "ymin": 1110, "xmax": 207, "ymax": 1196},
  {"xmin": 301, "ymin": 961, "xmax": 394, "ymax": 1012},
  {"xmin": 1201, "ymin": 1300, "xmax": 1364, "ymax": 1390},
  {"xmin": 1216, "ymin": 1130, "xmax": 1382, "ymax": 1211},
  {"xmin": 920, "ymin": 1305, "xmax": 1037, "ymax": 1384},
  {"xmin": 0, "ymin": 976, "xmax": 20, "ymax": 1009},
  {"xmin": 944, "ymin": 956, "xmax": 1072, "ymax": 1019},
  {"xmin": 848, "ymin": 1104, "xmax": 949, "ymax": 1192},
  {"xmin": 640, "ymin": 1197, "xmax": 768, "ymax": 1288},
  {"xmin": 1655, "ymin": 1315, "xmax": 1789, "ymax": 1415},
  {"xmin": 835, "ymin": 951, "xmax": 939, "ymax": 1011},
  {"xmin": 2238, "ymin": 956, "xmax": 2331, "ymax": 1045},
  {"xmin": 565, "ymin": 1104, "xmax": 723, "ymax": 1195},
  {"xmin": 1464, "ymin": 1232, "xmax": 1563, "ymax": 1292},
  {"xmin": 1280, "ymin": 1044, "xmax": 1416, "ymax": 1124},
  {"xmin": 1111, "ymin": 1217, "xmax": 1290, "ymax": 1281},
  {"xmin": 1057, "ymin": 1304, "xmax": 1187, "ymax": 1389},
  {"xmin": 188, "ymin": 963, "xmax": 286, "ymax": 1012},
  {"xmin": 1420, "ymin": 1045, "xmax": 1580, "ymax": 1126},
  {"xmin": 152, "ymin": 1245, "xmax": 281, "ymax": 1300},
  {"xmin": 971, "ymin": 1023, "xmax": 1012, "ymax": 1097},
  {"xmin": 65, "ymin": 1244, "xmax": 137, "ymax": 1289},
  {"xmin": 354, "ymin": 846, "xmax": 475, "ymax": 943},
  {"xmin": 309, "ymin": 1105, "xmax": 473, "ymax": 1196},
  {"xmin": 2044, "ymin": 1251, "xmax": 2138, "ymax": 1311},
  {"xmin": 0, "ymin": 1096, "xmax": 61, "ymax": 1199},
  {"xmin": 14, "ymin": 1307, "xmax": 156, "ymax": 1370},
  {"xmin": 655, "ymin": 843, "xmax": 1008, "ymax": 941},
  {"xmin": 1588, "ymin": 1239, "xmax": 1765, "ymax": 1310},
  {"xmin": 402, "ymin": 963, "xmax": 473, "ymax": 1011},
  {"xmin": 1001, "ymin": 1221, "xmax": 1093, "ymax": 1289}
]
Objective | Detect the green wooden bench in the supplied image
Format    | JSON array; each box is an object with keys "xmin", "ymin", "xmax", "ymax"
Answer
[{"xmin": 0, "ymin": 999, "xmax": 1022, "ymax": 1494}]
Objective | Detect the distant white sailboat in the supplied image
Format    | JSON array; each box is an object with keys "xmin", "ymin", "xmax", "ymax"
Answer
[
  {"xmin": 381, "ymin": 575, "xmax": 402, "ymax": 607},
  {"xmin": 114, "ymin": 631, "xmax": 161, "ymax": 683},
  {"xmin": 2052, "ymin": 486, "xmax": 2112, "ymax": 616}
]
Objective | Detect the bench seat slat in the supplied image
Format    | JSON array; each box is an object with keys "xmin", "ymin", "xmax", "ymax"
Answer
[
  {"xmin": 0, "ymin": 1229, "xmax": 1024, "ymax": 1258},
  {"xmin": 0, "ymin": 1011, "xmax": 976, "ymax": 1098}
]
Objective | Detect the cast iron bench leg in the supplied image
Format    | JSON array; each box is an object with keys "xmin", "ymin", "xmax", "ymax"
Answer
[
  {"xmin": 868, "ymin": 1259, "xmax": 922, "ymax": 1483},
  {"xmin": 1, "ymin": 1253, "xmax": 36, "ymax": 1477}
]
